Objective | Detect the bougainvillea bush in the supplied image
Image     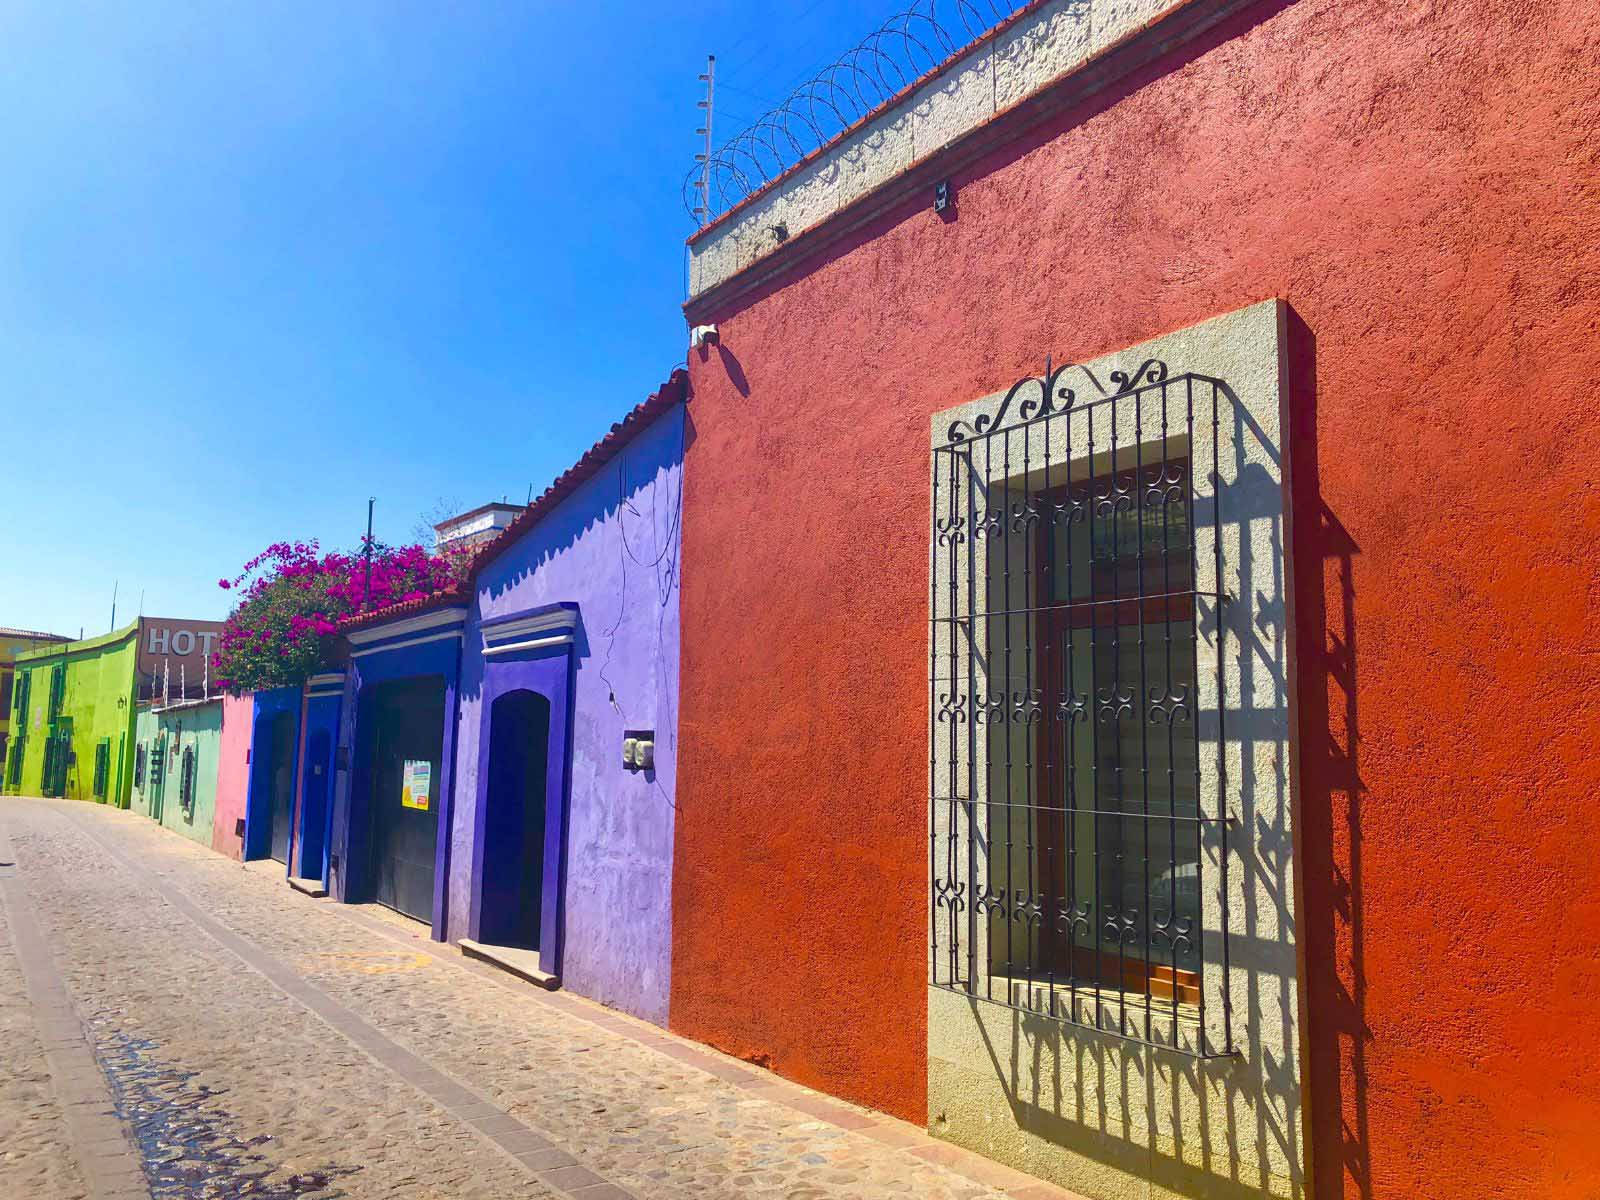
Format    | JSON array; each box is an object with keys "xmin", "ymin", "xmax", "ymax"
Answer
[{"xmin": 211, "ymin": 540, "xmax": 467, "ymax": 693}]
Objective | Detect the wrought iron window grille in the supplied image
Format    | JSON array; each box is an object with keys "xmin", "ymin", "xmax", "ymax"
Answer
[{"xmin": 929, "ymin": 358, "xmax": 1239, "ymax": 1058}]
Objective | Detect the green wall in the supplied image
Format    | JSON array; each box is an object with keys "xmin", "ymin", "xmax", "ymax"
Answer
[
  {"xmin": 4, "ymin": 623, "xmax": 139, "ymax": 806},
  {"xmin": 128, "ymin": 699, "xmax": 222, "ymax": 847}
]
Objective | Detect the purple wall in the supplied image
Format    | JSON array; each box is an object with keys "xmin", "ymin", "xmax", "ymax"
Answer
[{"xmin": 449, "ymin": 404, "xmax": 683, "ymax": 1025}]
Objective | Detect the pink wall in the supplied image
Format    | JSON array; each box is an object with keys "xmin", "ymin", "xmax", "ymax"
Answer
[{"xmin": 211, "ymin": 692, "xmax": 253, "ymax": 860}]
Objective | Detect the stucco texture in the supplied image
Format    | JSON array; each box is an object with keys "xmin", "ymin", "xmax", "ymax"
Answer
[
  {"xmin": 672, "ymin": 2, "xmax": 1600, "ymax": 1198},
  {"xmin": 450, "ymin": 405, "xmax": 684, "ymax": 1026},
  {"xmin": 212, "ymin": 692, "xmax": 255, "ymax": 860},
  {"xmin": 923, "ymin": 302, "xmax": 1302, "ymax": 1198},
  {"xmin": 6, "ymin": 625, "xmax": 139, "ymax": 806},
  {"xmin": 130, "ymin": 700, "xmax": 224, "ymax": 849}
]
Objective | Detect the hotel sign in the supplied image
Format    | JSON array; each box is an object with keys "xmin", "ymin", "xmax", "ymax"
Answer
[{"xmin": 137, "ymin": 616, "xmax": 227, "ymax": 697}]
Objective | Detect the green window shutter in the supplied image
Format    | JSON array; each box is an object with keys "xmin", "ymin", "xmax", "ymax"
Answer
[{"xmin": 93, "ymin": 738, "xmax": 110, "ymax": 800}]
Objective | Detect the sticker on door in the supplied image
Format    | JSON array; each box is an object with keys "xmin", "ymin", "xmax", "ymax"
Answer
[{"xmin": 400, "ymin": 759, "xmax": 431, "ymax": 810}]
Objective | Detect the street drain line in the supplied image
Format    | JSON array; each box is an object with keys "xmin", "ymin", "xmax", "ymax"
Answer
[{"xmin": 92, "ymin": 1027, "xmax": 361, "ymax": 1198}]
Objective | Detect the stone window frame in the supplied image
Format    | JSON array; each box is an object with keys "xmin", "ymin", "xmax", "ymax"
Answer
[{"xmin": 925, "ymin": 298, "xmax": 1306, "ymax": 1191}]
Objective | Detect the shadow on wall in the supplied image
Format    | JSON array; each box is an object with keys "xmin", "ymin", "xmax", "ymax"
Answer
[
  {"xmin": 1285, "ymin": 311, "xmax": 1370, "ymax": 1200},
  {"xmin": 469, "ymin": 439, "xmax": 681, "ymax": 756},
  {"xmin": 933, "ymin": 303, "xmax": 1352, "ymax": 1200},
  {"xmin": 476, "ymin": 434, "xmax": 684, "ymax": 638}
]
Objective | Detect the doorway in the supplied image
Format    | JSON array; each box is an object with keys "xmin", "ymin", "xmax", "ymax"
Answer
[
  {"xmin": 366, "ymin": 677, "xmax": 445, "ymax": 922},
  {"xmin": 297, "ymin": 729, "xmax": 331, "ymax": 881},
  {"xmin": 267, "ymin": 711, "xmax": 296, "ymax": 865},
  {"xmin": 478, "ymin": 690, "xmax": 551, "ymax": 950}
]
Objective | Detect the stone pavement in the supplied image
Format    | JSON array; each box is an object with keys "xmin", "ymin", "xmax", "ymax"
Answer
[{"xmin": 0, "ymin": 796, "xmax": 1088, "ymax": 1200}]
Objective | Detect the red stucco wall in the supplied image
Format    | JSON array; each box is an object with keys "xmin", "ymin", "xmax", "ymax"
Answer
[{"xmin": 671, "ymin": 1, "xmax": 1600, "ymax": 1195}]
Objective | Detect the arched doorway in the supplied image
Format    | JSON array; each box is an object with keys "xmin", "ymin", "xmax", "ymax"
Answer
[{"xmin": 478, "ymin": 689, "xmax": 550, "ymax": 950}]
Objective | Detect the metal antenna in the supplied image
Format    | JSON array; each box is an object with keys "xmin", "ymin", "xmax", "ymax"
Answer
[
  {"xmin": 693, "ymin": 55, "xmax": 715, "ymax": 224},
  {"xmin": 109, "ymin": 580, "xmax": 118, "ymax": 632}
]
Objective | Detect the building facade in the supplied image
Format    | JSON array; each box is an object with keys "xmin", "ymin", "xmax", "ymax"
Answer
[
  {"xmin": 331, "ymin": 371, "xmax": 686, "ymax": 1024},
  {"xmin": 4, "ymin": 624, "xmax": 140, "ymax": 806},
  {"xmin": 241, "ymin": 686, "xmax": 307, "ymax": 868},
  {"xmin": 0, "ymin": 626, "xmax": 69, "ymax": 771},
  {"xmin": 130, "ymin": 698, "xmax": 224, "ymax": 849},
  {"xmin": 434, "ymin": 502, "xmax": 527, "ymax": 553},
  {"xmin": 330, "ymin": 612, "xmax": 465, "ymax": 936},
  {"xmin": 288, "ymin": 672, "xmax": 346, "ymax": 889},
  {"xmin": 450, "ymin": 375, "xmax": 684, "ymax": 1023},
  {"xmin": 672, "ymin": 2, "xmax": 1600, "ymax": 1199},
  {"xmin": 211, "ymin": 691, "xmax": 256, "ymax": 860}
]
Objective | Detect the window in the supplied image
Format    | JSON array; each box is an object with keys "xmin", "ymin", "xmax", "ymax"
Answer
[
  {"xmin": 149, "ymin": 736, "xmax": 166, "ymax": 787},
  {"xmin": 179, "ymin": 746, "xmax": 196, "ymax": 820},
  {"xmin": 92, "ymin": 738, "xmax": 110, "ymax": 800},
  {"xmin": 1031, "ymin": 459, "xmax": 1200, "ymax": 999},
  {"xmin": 930, "ymin": 360, "xmax": 1237, "ymax": 1055},
  {"xmin": 41, "ymin": 732, "xmax": 71, "ymax": 797},
  {"xmin": 0, "ymin": 671, "xmax": 12, "ymax": 716},
  {"xmin": 14, "ymin": 671, "xmax": 30, "ymax": 727},
  {"xmin": 134, "ymin": 743, "xmax": 147, "ymax": 789},
  {"xmin": 47, "ymin": 664, "xmax": 65, "ymax": 722}
]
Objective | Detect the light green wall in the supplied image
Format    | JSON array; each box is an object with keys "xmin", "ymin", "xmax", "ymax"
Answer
[
  {"xmin": 129, "ymin": 708, "xmax": 159, "ymax": 819},
  {"xmin": 4, "ymin": 624, "xmax": 139, "ymax": 806},
  {"xmin": 128, "ymin": 700, "xmax": 222, "ymax": 848}
]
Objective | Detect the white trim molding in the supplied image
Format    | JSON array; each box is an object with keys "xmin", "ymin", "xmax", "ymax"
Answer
[
  {"xmin": 481, "ymin": 606, "xmax": 578, "ymax": 656},
  {"xmin": 346, "ymin": 606, "xmax": 466, "ymax": 648},
  {"xmin": 347, "ymin": 607, "xmax": 467, "ymax": 658}
]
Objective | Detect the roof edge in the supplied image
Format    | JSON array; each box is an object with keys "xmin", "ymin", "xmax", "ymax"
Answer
[
  {"xmin": 684, "ymin": 0, "xmax": 1241, "ymax": 317},
  {"xmin": 341, "ymin": 368, "xmax": 689, "ymax": 633}
]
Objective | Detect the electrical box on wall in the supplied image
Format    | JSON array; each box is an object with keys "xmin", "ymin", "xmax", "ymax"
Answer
[{"xmin": 622, "ymin": 730, "xmax": 655, "ymax": 773}]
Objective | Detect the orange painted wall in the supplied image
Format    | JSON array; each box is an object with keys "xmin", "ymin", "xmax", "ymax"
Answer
[{"xmin": 670, "ymin": 0, "xmax": 1600, "ymax": 1195}]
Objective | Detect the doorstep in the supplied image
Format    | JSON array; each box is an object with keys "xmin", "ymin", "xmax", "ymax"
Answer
[
  {"xmin": 458, "ymin": 939, "xmax": 559, "ymax": 990},
  {"xmin": 287, "ymin": 876, "xmax": 327, "ymax": 898}
]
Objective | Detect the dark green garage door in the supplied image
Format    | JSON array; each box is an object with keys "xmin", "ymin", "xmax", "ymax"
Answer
[{"xmin": 367, "ymin": 677, "xmax": 445, "ymax": 922}]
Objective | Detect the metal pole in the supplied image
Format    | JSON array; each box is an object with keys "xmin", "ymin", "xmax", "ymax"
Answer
[
  {"xmin": 364, "ymin": 497, "xmax": 375, "ymax": 612},
  {"xmin": 694, "ymin": 55, "xmax": 715, "ymax": 223}
]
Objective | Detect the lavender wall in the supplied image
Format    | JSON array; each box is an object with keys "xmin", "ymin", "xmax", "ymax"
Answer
[{"xmin": 449, "ymin": 404, "xmax": 683, "ymax": 1026}]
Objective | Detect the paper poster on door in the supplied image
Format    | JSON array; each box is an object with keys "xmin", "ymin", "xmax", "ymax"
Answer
[{"xmin": 400, "ymin": 759, "xmax": 431, "ymax": 811}]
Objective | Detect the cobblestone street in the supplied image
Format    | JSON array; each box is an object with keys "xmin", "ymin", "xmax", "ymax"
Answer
[{"xmin": 0, "ymin": 797, "xmax": 1080, "ymax": 1200}]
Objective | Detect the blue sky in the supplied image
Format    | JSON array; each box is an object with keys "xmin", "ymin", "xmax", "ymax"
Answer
[{"xmin": 0, "ymin": 0, "xmax": 900, "ymax": 637}]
